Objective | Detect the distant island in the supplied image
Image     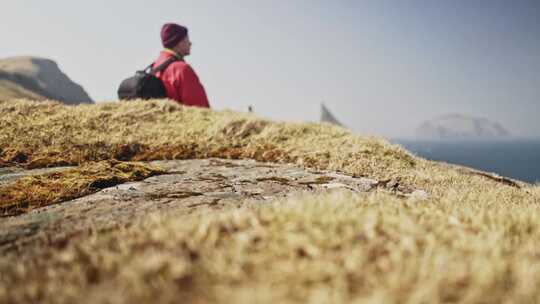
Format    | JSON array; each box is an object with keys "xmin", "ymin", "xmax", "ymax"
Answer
[
  {"xmin": 416, "ymin": 113, "xmax": 511, "ymax": 141},
  {"xmin": 0, "ymin": 56, "xmax": 93, "ymax": 104}
]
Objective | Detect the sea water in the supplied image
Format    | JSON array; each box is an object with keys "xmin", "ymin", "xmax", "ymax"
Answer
[{"xmin": 395, "ymin": 140, "xmax": 540, "ymax": 184}]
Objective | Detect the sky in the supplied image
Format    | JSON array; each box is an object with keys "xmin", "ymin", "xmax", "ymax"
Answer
[{"xmin": 1, "ymin": 0, "xmax": 539, "ymax": 138}]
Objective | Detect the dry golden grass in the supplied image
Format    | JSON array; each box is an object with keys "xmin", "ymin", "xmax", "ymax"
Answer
[
  {"xmin": 3, "ymin": 190, "xmax": 540, "ymax": 303},
  {"xmin": 0, "ymin": 99, "xmax": 531, "ymax": 201},
  {"xmin": 1, "ymin": 99, "xmax": 540, "ymax": 303},
  {"xmin": 0, "ymin": 99, "xmax": 413, "ymax": 176},
  {"xmin": 0, "ymin": 160, "xmax": 164, "ymax": 216}
]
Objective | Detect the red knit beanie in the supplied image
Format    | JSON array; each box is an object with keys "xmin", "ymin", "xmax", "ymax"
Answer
[{"xmin": 161, "ymin": 23, "xmax": 188, "ymax": 48}]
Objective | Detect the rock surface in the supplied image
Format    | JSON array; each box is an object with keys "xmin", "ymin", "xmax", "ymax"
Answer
[
  {"xmin": 0, "ymin": 158, "xmax": 426, "ymax": 254},
  {"xmin": 320, "ymin": 103, "xmax": 344, "ymax": 126}
]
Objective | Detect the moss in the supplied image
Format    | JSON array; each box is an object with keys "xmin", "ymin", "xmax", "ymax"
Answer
[{"xmin": 0, "ymin": 160, "xmax": 164, "ymax": 216}]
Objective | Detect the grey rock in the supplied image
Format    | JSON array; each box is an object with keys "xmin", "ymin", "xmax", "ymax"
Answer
[
  {"xmin": 321, "ymin": 103, "xmax": 344, "ymax": 127},
  {"xmin": 0, "ymin": 158, "xmax": 427, "ymax": 254}
]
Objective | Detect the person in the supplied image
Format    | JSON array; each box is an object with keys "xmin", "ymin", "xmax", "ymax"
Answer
[{"xmin": 153, "ymin": 23, "xmax": 210, "ymax": 108}]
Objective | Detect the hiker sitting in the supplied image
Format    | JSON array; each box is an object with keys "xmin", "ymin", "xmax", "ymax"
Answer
[{"xmin": 154, "ymin": 23, "xmax": 210, "ymax": 108}]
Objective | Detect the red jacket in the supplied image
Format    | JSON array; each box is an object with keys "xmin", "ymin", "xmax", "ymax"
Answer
[{"xmin": 153, "ymin": 50, "xmax": 210, "ymax": 108}]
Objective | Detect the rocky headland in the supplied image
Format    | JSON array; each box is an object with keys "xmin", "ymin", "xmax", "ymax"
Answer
[{"xmin": 0, "ymin": 56, "xmax": 93, "ymax": 104}]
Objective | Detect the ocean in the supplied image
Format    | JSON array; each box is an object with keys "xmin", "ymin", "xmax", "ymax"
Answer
[{"xmin": 394, "ymin": 140, "xmax": 540, "ymax": 184}]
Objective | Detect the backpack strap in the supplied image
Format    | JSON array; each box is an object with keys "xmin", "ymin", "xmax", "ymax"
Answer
[
  {"xmin": 142, "ymin": 63, "xmax": 154, "ymax": 73},
  {"xmin": 148, "ymin": 56, "xmax": 179, "ymax": 75}
]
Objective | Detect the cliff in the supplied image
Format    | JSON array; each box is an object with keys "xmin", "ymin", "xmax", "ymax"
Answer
[{"xmin": 0, "ymin": 56, "xmax": 93, "ymax": 104}]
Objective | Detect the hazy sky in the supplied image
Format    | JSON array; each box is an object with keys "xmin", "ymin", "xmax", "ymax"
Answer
[{"xmin": 1, "ymin": 0, "xmax": 539, "ymax": 138}]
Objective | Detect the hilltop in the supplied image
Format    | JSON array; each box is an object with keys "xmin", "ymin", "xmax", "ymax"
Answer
[
  {"xmin": 0, "ymin": 56, "xmax": 93, "ymax": 104},
  {"xmin": 0, "ymin": 99, "xmax": 539, "ymax": 304}
]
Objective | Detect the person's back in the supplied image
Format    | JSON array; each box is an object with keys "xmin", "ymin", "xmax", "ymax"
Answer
[{"xmin": 154, "ymin": 23, "xmax": 210, "ymax": 108}]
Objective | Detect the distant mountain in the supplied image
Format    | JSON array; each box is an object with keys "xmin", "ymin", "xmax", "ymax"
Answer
[
  {"xmin": 0, "ymin": 77, "xmax": 46, "ymax": 101},
  {"xmin": 0, "ymin": 56, "xmax": 93, "ymax": 104},
  {"xmin": 416, "ymin": 113, "xmax": 511, "ymax": 140},
  {"xmin": 320, "ymin": 103, "xmax": 344, "ymax": 127}
]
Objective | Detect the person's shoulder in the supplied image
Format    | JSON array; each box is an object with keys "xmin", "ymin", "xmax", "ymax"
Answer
[
  {"xmin": 177, "ymin": 62, "xmax": 199, "ymax": 75},
  {"xmin": 169, "ymin": 60, "xmax": 189, "ymax": 68},
  {"xmin": 168, "ymin": 60, "xmax": 193, "ymax": 72}
]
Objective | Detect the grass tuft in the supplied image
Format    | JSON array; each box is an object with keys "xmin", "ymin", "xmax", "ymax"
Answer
[
  {"xmin": 0, "ymin": 160, "xmax": 164, "ymax": 216},
  {"xmin": 3, "ymin": 190, "xmax": 540, "ymax": 303}
]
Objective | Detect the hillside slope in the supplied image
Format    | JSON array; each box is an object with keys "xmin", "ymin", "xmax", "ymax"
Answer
[
  {"xmin": 0, "ymin": 99, "xmax": 539, "ymax": 304},
  {"xmin": 0, "ymin": 78, "xmax": 46, "ymax": 100}
]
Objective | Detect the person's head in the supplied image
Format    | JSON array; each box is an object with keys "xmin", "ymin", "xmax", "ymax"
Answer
[{"xmin": 161, "ymin": 23, "xmax": 192, "ymax": 57}]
